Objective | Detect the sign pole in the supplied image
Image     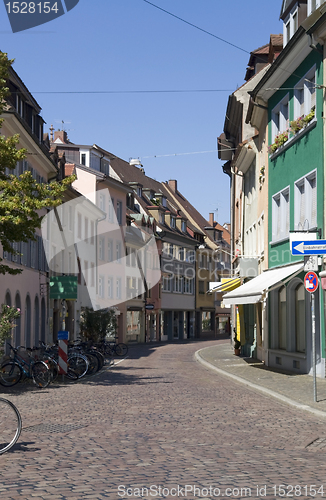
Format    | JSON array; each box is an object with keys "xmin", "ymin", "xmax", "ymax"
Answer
[
  {"xmin": 312, "ymin": 293, "xmax": 317, "ymax": 403},
  {"xmin": 304, "ymin": 272, "xmax": 319, "ymax": 403}
]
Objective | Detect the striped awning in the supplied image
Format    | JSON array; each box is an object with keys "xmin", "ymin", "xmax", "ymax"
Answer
[{"xmin": 208, "ymin": 277, "xmax": 241, "ymax": 293}]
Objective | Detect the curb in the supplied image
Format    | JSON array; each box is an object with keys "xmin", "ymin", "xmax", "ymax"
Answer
[{"xmin": 195, "ymin": 348, "xmax": 326, "ymax": 420}]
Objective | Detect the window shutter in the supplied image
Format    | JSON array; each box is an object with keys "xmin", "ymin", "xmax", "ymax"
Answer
[
  {"xmin": 310, "ymin": 174, "xmax": 317, "ymax": 227},
  {"xmin": 300, "ymin": 186, "xmax": 305, "ymax": 227}
]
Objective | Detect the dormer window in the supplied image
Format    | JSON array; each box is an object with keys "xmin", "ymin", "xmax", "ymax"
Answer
[
  {"xmin": 283, "ymin": 5, "xmax": 299, "ymax": 46},
  {"xmin": 81, "ymin": 153, "xmax": 86, "ymax": 166},
  {"xmin": 159, "ymin": 212, "xmax": 165, "ymax": 224},
  {"xmin": 162, "ymin": 196, "xmax": 167, "ymax": 207},
  {"xmin": 171, "ymin": 217, "xmax": 176, "ymax": 229},
  {"xmin": 137, "ymin": 187, "xmax": 142, "ymax": 197},
  {"xmin": 181, "ymin": 221, "xmax": 187, "ymax": 232},
  {"xmin": 308, "ymin": 0, "xmax": 325, "ymax": 16}
]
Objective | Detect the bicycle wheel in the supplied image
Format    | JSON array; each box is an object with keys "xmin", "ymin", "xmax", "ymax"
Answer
[
  {"xmin": 0, "ymin": 398, "xmax": 22, "ymax": 454},
  {"xmin": 67, "ymin": 353, "xmax": 89, "ymax": 379},
  {"xmin": 115, "ymin": 343, "xmax": 128, "ymax": 356},
  {"xmin": 0, "ymin": 363, "xmax": 22, "ymax": 387},
  {"xmin": 32, "ymin": 361, "xmax": 51, "ymax": 388},
  {"xmin": 92, "ymin": 350, "xmax": 105, "ymax": 369},
  {"xmin": 42, "ymin": 355, "xmax": 59, "ymax": 382},
  {"xmin": 85, "ymin": 353, "xmax": 99, "ymax": 375}
]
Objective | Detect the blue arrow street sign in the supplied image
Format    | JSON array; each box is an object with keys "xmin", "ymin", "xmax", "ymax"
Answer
[{"xmin": 292, "ymin": 240, "xmax": 326, "ymax": 255}]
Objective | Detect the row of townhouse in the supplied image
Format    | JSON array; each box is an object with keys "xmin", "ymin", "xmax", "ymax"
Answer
[
  {"xmin": 0, "ymin": 64, "xmax": 231, "ymax": 347},
  {"xmin": 218, "ymin": 0, "xmax": 326, "ymax": 376}
]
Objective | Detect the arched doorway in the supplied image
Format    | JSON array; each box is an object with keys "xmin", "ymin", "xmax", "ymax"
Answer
[
  {"xmin": 14, "ymin": 293, "xmax": 21, "ymax": 347},
  {"xmin": 34, "ymin": 296, "xmax": 40, "ymax": 348},
  {"xmin": 25, "ymin": 295, "xmax": 31, "ymax": 348},
  {"xmin": 41, "ymin": 298, "xmax": 46, "ymax": 342},
  {"xmin": 5, "ymin": 291, "xmax": 11, "ymax": 307}
]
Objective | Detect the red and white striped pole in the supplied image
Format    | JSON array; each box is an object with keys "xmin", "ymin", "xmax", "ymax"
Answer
[
  {"xmin": 58, "ymin": 330, "xmax": 69, "ymax": 376},
  {"xmin": 58, "ymin": 338, "xmax": 68, "ymax": 375}
]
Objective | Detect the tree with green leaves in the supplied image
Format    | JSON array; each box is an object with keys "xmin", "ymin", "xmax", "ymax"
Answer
[
  {"xmin": 79, "ymin": 307, "xmax": 118, "ymax": 343},
  {"xmin": 0, "ymin": 51, "xmax": 73, "ymax": 275}
]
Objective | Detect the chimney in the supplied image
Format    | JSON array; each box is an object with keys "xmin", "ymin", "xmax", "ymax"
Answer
[
  {"xmin": 168, "ymin": 179, "xmax": 177, "ymax": 192},
  {"xmin": 209, "ymin": 213, "xmax": 214, "ymax": 227},
  {"xmin": 53, "ymin": 130, "xmax": 68, "ymax": 144}
]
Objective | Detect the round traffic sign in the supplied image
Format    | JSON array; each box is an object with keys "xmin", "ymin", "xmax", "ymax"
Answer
[{"xmin": 304, "ymin": 271, "xmax": 319, "ymax": 293}]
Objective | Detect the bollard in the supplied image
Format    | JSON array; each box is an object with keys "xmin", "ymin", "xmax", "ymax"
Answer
[{"xmin": 58, "ymin": 331, "xmax": 69, "ymax": 380}]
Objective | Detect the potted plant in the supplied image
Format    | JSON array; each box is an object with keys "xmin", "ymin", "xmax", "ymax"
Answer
[
  {"xmin": 268, "ymin": 130, "xmax": 289, "ymax": 155},
  {"xmin": 233, "ymin": 333, "xmax": 241, "ymax": 356},
  {"xmin": 290, "ymin": 116, "xmax": 304, "ymax": 134},
  {"xmin": 302, "ymin": 106, "xmax": 315, "ymax": 126}
]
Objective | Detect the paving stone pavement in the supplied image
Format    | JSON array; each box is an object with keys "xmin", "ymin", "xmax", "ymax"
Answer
[{"xmin": 1, "ymin": 338, "xmax": 326, "ymax": 499}]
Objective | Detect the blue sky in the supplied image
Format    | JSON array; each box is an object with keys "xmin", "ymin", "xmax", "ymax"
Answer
[{"xmin": 0, "ymin": 1, "xmax": 283, "ymax": 225}]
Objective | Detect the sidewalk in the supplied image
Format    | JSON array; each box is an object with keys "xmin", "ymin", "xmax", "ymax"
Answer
[{"xmin": 196, "ymin": 341, "xmax": 326, "ymax": 419}]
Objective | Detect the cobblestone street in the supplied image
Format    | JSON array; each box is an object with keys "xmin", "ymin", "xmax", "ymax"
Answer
[{"xmin": 1, "ymin": 338, "xmax": 326, "ymax": 499}]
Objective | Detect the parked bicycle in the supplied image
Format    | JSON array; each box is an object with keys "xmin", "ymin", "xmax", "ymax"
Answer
[
  {"xmin": 0, "ymin": 398, "xmax": 22, "ymax": 454},
  {"xmin": 38, "ymin": 341, "xmax": 90, "ymax": 381},
  {"xmin": 0, "ymin": 343, "xmax": 51, "ymax": 388},
  {"xmin": 96, "ymin": 340, "xmax": 128, "ymax": 358}
]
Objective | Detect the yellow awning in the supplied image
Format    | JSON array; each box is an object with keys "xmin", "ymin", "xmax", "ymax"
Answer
[
  {"xmin": 208, "ymin": 278, "xmax": 241, "ymax": 293},
  {"xmin": 221, "ymin": 278, "xmax": 241, "ymax": 292}
]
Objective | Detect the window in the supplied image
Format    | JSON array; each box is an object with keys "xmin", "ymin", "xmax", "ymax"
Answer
[
  {"xmin": 184, "ymin": 277, "xmax": 194, "ymax": 294},
  {"xmin": 162, "ymin": 274, "xmax": 172, "ymax": 292},
  {"xmin": 294, "ymin": 170, "xmax": 317, "ymax": 230},
  {"xmin": 278, "ymin": 286, "xmax": 287, "ymax": 350},
  {"xmin": 108, "ymin": 277, "xmax": 113, "ymax": 298},
  {"xmin": 283, "ymin": 5, "xmax": 299, "ymax": 45},
  {"xmin": 137, "ymin": 187, "xmax": 142, "ymax": 197},
  {"xmin": 181, "ymin": 221, "xmax": 187, "ymax": 232},
  {"xmin": 84, "ymin": 261, "xmax": 88, "ymax": 286},
  {"xmin": 98, "ymin": 276, "xmax": 104, "ymax": 298},
  {"xmin": 116, "ymin": 242, "xmax": 122, "ymax": 263},
  {"xmin": 116, "ymin": 201, "xmax": 123, "ymax": 225},
  {"xmin": 170, "ymin": 217, "xmax": 176, "ymax": 229},
  {"xmin": 186, "ymin": 249, "xmax": 195, "ymax": 263},
  {"xmin": 81, "ymin": 153, "xmax": 86, "ymax": 166},
  {"xmin": 116, "ymin": 278, "xmax": 121, "ymax": 299},
  {"xmin": 99, "ymin": 238, "xmax": 105, "ymax": 261},
  {"xmin": 294, "ymin": 67, "xmax": 316, "ymax": 122},
  {"xmin": 272, "ymin": 187, "xmax": 290, "ymax": 242},
  {"xmin": 77, "ymin": 213, "xmax": 82, "ymax": 239},
  {"xmin": 199, "ymin": 252, "xmax": 208, "ymax": 269},
  {"xmin": 174, "ymin": 276, "xmax": 183, "ymax": 293},
  {"xmin": 108, "ymin": 197, "xmax": 114, "ymax": 223},
  {"xmin": 90, "ymin": 221, "xmax": 95, "ymax": 245},
  {"xmin": 308, "ymin": 0, "xmax": 324, "ymax": 16},
  {"xmin": 99, "ymin": 194, "xmax": 105, "ymax": 213},
  {"xmin": 91, "ymin": 263, "xmax": 95, "ymax": 287},
  {"xmin": 84, "ymin": 217, "xmax": 88, "ymax": 242},
  {"xmin": 198, "ymin": 281, "xmax": 205, "ymax": 294},
  {"xmin": 178, "ymin": 247, "xmax": 184, "ymax": 261},
  {"xmin": 271, "ymin": 94, "xmax": 289, "ymax": 142}
]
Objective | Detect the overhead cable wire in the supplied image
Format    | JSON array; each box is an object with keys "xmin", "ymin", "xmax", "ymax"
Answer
[
  {"xmin": 142, "ymin": 0, "xmax": 250, "ymax": 55},
  {"xmin": 11, "ymin": 85, "xmax": 323, "ymax": 96},
  {"xmin": 142, "ymin": 0, "xmax": 318, "ymax": 88},
  {"xmin": 19, "ymin": 89, "xmax": 234, "ymax": 95}
]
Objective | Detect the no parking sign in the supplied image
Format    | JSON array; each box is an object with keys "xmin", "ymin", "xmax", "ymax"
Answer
[{"xmin": 304, "ymin": 271, "xmax": 319, "ymax": 293}]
